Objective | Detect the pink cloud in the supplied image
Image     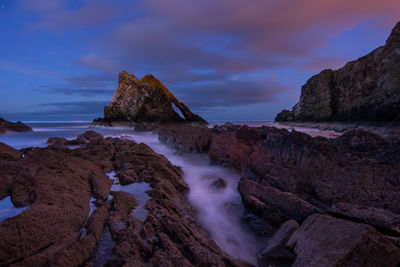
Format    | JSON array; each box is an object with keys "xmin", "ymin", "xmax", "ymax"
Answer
[{"xmin": 21, "ymin": 0, "xmax": 118, "ymax": 32}]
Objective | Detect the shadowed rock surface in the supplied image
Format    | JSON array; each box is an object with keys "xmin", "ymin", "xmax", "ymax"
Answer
[
  {"xmin": 0, "ymin": 131, "xmax": 249, "ymax": 267},
  {"xmin": 208, "ymin": 125, "xmax": 400, "ymax": 227},
  {"xmin": 158, "ymin": 123, "xmax": 212, "ymax": 152},
  {"xmin": 276, "ymin": 21, "xmax": 400, "ymax": 122},
  {"xmin": 157, "ymin": 121, "xmax": 400, "ymax": 264},
  {"xmin": 91, "ymin": 71, "xmax": 207, "ymax": 129},
  {"xmin": 159, "ymin": 123, "xmax": 400, "ymax": 265},
  {"xmin": 287, "ymin": 215, "xmax": 400, "ymax": 267},
  {"xmin": 0, "ymin": 118, "xmax": 32, "ymax": 134}
]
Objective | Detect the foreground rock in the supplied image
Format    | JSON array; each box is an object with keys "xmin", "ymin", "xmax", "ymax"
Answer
[
  {"xmin": 287, "ymin": 215, "xmax": 400, "ymax": 266},
  {"xmin": 209, "ymin": 125, "xmax": 400, "ymax": 225},
  {"xmin": 0, "ymin": 118, "xmax": 32, "ymax": 134},
  {"xmin": 257, "ymin": 220, "xmax": 298, "ymax": 267},
  {"xmin": 276, "ymin": 21, "xmax": 400, "ymax": 122},
  {"xmin": 201, "ymin": 123, "xmax": 400, "ymax": 264},
  {"xmin": 92, "ymin": 71, "xmax": 207, "ymax": 129},
  {"xmin": 0, "ymin": 131, "xmax": 249, "ymax": 266}
]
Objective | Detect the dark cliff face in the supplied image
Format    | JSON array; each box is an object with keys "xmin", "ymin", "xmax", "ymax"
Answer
[
  {"xmin": 276, "ymin": 21, "xmax": 400, "ymax": 122},
  {"xmin": 96, "ymin": 71, "xmax": 207, "ymax": 125}
]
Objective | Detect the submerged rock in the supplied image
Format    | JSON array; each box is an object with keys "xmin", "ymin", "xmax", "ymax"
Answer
[
  {"xmin": 0, "ymin": 118, "xmax": 32, "ymax": 134},
  {"xmin": 91, "ymin": 71, "xmax": 207, "ymax": 129},
  {"xmin": 276, "ymin": 21, "xmax": 400, "ymax": 122}
]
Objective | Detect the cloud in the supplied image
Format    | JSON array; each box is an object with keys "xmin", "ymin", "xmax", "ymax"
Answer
[
  {"xmin": 21, "ymin": 0, "xmax": 118, "ymax": 32},
  {"xmin": 0, "ymin": 101, "xmax": 107, "ymax": 121},
  {"xmin": 9, "ymin": 0, "xmax": 400, "ymax": 121},
  {"xmin": 32, "ymin": 73, "xmax": 117, "ymax": 97},
  {"xmin": 0, "ymin": 59, "xmax": 61, "ymax": 80},
  {"xmin": 78, "ymin": 54, "xmax": 119, "ymax": 70},
  {"xmin": 172, "ymin": 76, "xmax": 293, "ymax": 108}
]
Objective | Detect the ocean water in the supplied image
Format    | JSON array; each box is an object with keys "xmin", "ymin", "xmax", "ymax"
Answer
[{"xmin": 0, "ymin": 121, "xmax": 340, "ymax": 264}]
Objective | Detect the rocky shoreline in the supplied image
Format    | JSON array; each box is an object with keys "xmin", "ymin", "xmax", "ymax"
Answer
[
  {"xmin": 157, "ymin": 122, "xmax": 400, "ymax": 266},
  {"xmin": 0, "ymin": 131, "xmax": 249, "ymax": 266}
]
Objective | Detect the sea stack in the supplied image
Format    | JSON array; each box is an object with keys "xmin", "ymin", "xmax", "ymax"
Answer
[
  {"xmin": 276, "ymin": 21, "xmax": 400, "ymax": 122},
  {"xmin": 92, "ymin": 71, "xmax": 207, "ymax": 129}
]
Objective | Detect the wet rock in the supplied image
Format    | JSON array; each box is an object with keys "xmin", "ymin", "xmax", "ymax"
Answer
[
  {"xmin": 209, "ymin": 177, "xmax": 227, "ymax": 190},
  {"xmin": 47, "ymin": 137, "xmax": 67, "ymax": 146},
  {"xmin": 66, "ymin": 130, "xmax": 104, "ymax": 145},
  {"xmin": 158, "ymin": 122, "xmax": 212, "ymax": 152},
  {"xmin": 242, "ymin": 213, "xmax": 276, "ymax": 236},
  {"xmin": 0, "ymin": 118, "xmax": 32, "ymax": 134},
  {"xmin": 276, "ymin": 21, "xmax": 400, "ymax": 122},
  {"xmin": 111, "ymin": 191, "xmax": 137, "ymax": 216},
  {"xmin": 116, "ymin": 169, "xmax": 138, "ymax": 185},
  {"xmin": 258, "ymin": 220, "xmax": 299, "ymax": 267},
  {"xmin": 287, "ymin": 214, "xmax": 400, "ymax": 266}
]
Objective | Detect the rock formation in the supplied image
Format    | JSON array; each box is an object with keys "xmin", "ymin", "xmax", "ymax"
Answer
[
  {"xmin": 158, "ymin": 123, "xmax": 400, "ymax": 265},
  {"xmin": 0, "ymin": 118, "xmax": 32, "ymax": 134},
  {"xmin": 0, "ymin": 131, "xmax": 248, "ymax": 266},
  {"xmin": 92, "ymin": 71, "xmax": 207, "ymax": 128},
  {"xmin": 276, "ymin": 21, "xmax": 400, "ymax": 122}
]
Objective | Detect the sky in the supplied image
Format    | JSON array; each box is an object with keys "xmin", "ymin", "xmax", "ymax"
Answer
[{"xmin": 0, "ymin": 0, "xmax": 399, "ymax": 122}]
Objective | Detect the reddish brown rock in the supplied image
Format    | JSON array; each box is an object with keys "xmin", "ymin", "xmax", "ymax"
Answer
[
  {"xmin": 111, "ymin": 191, "xmax": 137, "ymax": 216},
  {"xmin": 1, "ymin": 131, "xmax": 249, "ymax": 266},
  {"xmin": 91, "ymin": 71, "xmax": 207, "ymax": 128},
  {"xmin": 0, "ymin": 142, "xmax": 22, "ymax": 161},
  {"xmin": 0, "ymin": 145, "xmax": 110, "ymax": 266}
]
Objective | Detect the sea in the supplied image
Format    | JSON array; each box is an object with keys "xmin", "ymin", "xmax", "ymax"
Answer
[{"xmin": 0, "ymin": 121, "xmax": 341, "ymax": 265}]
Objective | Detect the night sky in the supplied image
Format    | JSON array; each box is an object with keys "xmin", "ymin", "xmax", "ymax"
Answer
[{"xmin": 1, "ymin": 0, "xmax": 399, "ymax": 122}]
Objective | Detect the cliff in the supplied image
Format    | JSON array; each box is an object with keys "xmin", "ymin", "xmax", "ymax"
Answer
[
  {"xmin": 92, "ymin": 71, "xmax": 207, "ymax": 127},
  {"xmin": 276, "ymin": 21, "xmax": 400, "ymax": 122}
]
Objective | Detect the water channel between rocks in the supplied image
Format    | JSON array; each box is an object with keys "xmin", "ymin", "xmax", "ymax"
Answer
[{"xmin": 107, "ymin": 131, "xmax": 266, "ymax": 265}]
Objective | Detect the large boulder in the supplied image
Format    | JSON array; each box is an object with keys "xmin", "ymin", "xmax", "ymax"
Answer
[
  {"xmin": 0, "ymin": 118, "xmax": 32, "ymax": 134},
  {"xmin": 276, "ymin": 21, "xmax": 400, "ymax": 122},
  {"xmin": 258, "ymin": 220, "xmax": 299, "ymax": 267},
  {"xmin": 287, "ymin": 214, "xmax": 400, "ymax": 266},
  {"xmin": 92, "ymin": 71, "xmax": 207, "ymax": 128}
]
